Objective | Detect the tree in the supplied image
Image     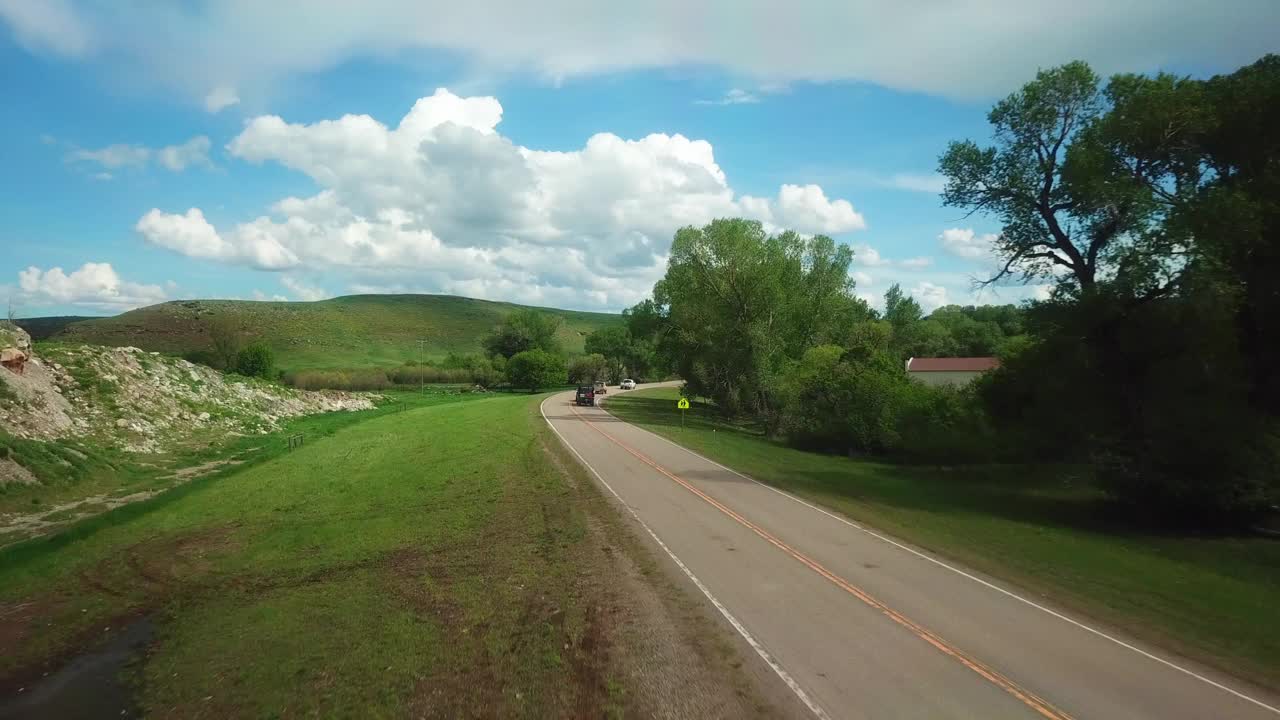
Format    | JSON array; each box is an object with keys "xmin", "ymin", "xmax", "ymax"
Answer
[
  {"xmin": 883, "ymin": 284, "xmax": 922, "ymax": 329},
  {"xmin": 483, "ymin": 310, "xmax": 563, "ymax": 359},
  {"xmin": 945, "ymin": 57, "xmax": 1280, "ymax": 526},
  {"xmin": 234, "ymin": 341, "xmax": 275, "ymax": 379},
  {"xmin": 584, "ymin": 326, "xmax": 631, "ymax": 382},
  {"xmin": 568, "ymin": 353, "xmax": 609, "ymax": 384},
  {"xmin": 938, "ymin": 61, "xmax": 1169, "ymax": 299},
  {"xmin": 506, "ymin": 349, "xmax": 565, "ymax": 393},
  {"xmin": 623, "ymin": 299, "xmax": 672, "ymax": 378},
  {"xmin": 655, "ymin": 219, "xmax": 869, "ymax": 419},
  {"xmin": 207, "ymin": 316, "xmax": 242, "ymax": 371}
]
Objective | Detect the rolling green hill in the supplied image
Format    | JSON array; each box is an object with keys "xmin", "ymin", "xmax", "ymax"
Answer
[
  {"xmin": 48, "ymin": 294, "xmax": 623, "ymax": 371},
  {"xmin": 14, "ymin": 316, "xmax": 102, "ymax": 340}
]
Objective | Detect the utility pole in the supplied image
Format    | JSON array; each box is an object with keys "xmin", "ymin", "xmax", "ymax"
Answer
[{"xmin": 417, "ymin": 339, "xmax": 427, "ymax": 396}]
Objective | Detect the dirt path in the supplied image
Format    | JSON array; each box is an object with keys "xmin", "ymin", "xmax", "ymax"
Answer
[{"xmin": 0, "ymin": 457, "xmax": 244, "ymax": 546}]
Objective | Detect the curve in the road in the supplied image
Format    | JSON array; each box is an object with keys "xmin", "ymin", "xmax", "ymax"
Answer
[{"xmin": 542, "ymin": 389, "xmax": 1280, "ymax": 720}]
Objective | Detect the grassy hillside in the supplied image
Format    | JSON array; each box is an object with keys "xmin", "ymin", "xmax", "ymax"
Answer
[
  {"xmin": 50, "ymin": 294, "xmax": 623, "ymax": 371},
  {"xmin": 13, "ymin": 316, "xmax": 102, "ymax": 341}
]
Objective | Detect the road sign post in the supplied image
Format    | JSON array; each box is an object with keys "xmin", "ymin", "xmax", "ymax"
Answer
[{"xmin": 677, "ymin": 396, "xmax": 690, "ymax": 429}]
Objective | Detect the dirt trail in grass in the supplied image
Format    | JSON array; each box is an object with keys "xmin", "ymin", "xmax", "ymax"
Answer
[{"xmin": 0, "ymin": 457, "xmax": 245, "ymax": 545}]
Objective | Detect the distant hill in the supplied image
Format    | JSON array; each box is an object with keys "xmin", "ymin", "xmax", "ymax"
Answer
[
  {"xmin": 14, "ymin": 316, "xmax": 102, "ymax": 341},
  {"xmin": 46, "ymin": 295, "xmax": 623, "ymax": 371}
]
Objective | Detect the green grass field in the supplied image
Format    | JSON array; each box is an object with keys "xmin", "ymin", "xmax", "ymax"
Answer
[
  {"xmin": 607, "ymin": 387, "xmax": 1280, "ymax": 689},
  {"xmin": 0, "ymin": 389, "xmax": 480, "ymax": 536},
  {"xmin": 47, "ymin": 294, "xmax": 623, "ymax": 372},
  {"xmin": 0, "ymin": 393, "xmax": 638, "ymax": 716}
]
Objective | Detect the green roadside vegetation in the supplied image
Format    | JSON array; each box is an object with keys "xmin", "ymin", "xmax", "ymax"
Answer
[
  {"xmin": 0, "ymin": 392, "xmax": 755, "ymax": 717},
  {"xmin": 608, "ymin": 387, "xmax": 1280, "ymax": 689}
]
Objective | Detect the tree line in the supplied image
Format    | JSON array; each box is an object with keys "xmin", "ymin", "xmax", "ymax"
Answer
[{"xmin": 625, "ymin": 55, "xmax": 1279, "ymax": 529}]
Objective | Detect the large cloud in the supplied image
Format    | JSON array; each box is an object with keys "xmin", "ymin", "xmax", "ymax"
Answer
[
  {"xmin": 138, "ymin": 89, "xmax": 866, "ymax": 310},
  {"xmin": 16, "ymin": 262, "xmax": 169, "ymax": 311},
  {"xmin": 1, "ymin": 1, "xmax": 1274, "ymax": 103}
]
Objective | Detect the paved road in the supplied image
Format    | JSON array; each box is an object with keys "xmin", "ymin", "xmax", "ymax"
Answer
[{"xmin": 542, "ymin": 388, "xmax": 1280, "ymax": 720}]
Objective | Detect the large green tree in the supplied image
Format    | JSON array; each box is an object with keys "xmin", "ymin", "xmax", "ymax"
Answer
[
  {"xmin": 483, "ymin": 310, "xmax": 563, "ymax": 359},
  {"xmin": 938, "ymin": 61, "xmax": 1171, "ymax": 299},
  {"xmin": 945, "ymin": 57, "xmax": 1280, "ymax": 526},
  {"xmin": 567, "ymin": 353, "xmax": 609, "ymax": 384},
  {"xmin": 654, "ymin": 219, "xmax": 870, "ymax": 419},
  {"xmin": 584, "ymin": 326, "xmax": 631, "ymax": 382}
]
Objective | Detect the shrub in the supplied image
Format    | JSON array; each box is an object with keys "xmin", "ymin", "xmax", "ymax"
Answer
[
  {"xmin": 234, "ymin": 342, "xmax": 275, "ymax": 379},
  {"xmin": 775, "ymin": 343, "xmax": 912, "ymax": 456},
  {"xmin": 506, "ymin": 349, "xmax": 565, "ymax": 392},
  {"xmin": 896, "ymin": 383, "xmax": 1003, "ymax": 464},
  {"xmin": 182, "ymin": 349, "xmax": 221, "ymax": 369},
  {"xmin": 386, "ymin": 365, "xmax": 470, "ymax": 385}
]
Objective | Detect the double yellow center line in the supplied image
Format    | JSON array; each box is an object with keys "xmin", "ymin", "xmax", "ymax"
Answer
[{"xmin": 570, "ymin": 404, "xmax": 1074, "ymax": 720}]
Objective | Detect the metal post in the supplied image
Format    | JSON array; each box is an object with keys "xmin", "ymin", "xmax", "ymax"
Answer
[{"xmin": 417, "ymin": 339, "xmax": 427, "ymax": 396}]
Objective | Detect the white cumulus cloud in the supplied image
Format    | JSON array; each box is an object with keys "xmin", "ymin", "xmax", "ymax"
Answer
[
  {"xmin": 17, "ymin": 262, "xmax": 169, "ymax": 311},
  {"xmin": 137, "ymin": 89, "xmax": 865, "ymax": 310},
  {"xmin": 939, "ymin": 227, "xmax": 999, "ymax": 261},
  {"xmin": 771, "ymin": 184, "xmax": 866, "ymax": 234}
]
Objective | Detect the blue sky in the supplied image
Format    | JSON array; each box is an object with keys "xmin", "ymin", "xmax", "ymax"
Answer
[{"xmin": 2, "ymin": 2, "xmax": 1276, "ymax": 317}]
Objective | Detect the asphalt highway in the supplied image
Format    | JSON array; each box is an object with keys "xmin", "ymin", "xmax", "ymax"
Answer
[{"xmin": 542, "ymin": 388, "xmax": 1280, "ymax": 719}]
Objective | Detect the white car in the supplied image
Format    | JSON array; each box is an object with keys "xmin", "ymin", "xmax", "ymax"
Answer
[{"xmin": 620, "ymin": 379, "xmax": 637, "ymax": 390}]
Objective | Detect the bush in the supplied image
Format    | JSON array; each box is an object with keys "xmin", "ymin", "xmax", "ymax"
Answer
[
  {"xmin": 182, "ymin": 349, "xmax": 221, "ymax": 369},
  {"xmin": 234, "ymin": 342, "xmax": 275, "ymax": 379},
  {"xmin": 896, "ymin": 383, "xmax": 1003, "ymax": 464},
  {"xmin": 775, "ymin": 342, "xmax": 912, "ymax": 456},
  {"xmin": 386, "ymin": 365, "xmax": 471, "ymax": 385},
  {"xmin": 284, "ymin": 369, "xmax": 392, "ymax": 391},
  {"xmin": 506, "ymin": 349, "xmax": 565, "ymax": 392}
]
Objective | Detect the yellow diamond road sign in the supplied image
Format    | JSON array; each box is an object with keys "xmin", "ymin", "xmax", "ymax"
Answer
[{"xmin": 677, "ymin": 397, "xmax": 690, "ymax": 409}]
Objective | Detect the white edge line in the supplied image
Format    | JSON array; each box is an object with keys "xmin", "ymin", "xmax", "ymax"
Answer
[
  {"xmin": 600, "ymin": 395, "xmax": 1280, "ymax": 716},
  {"xmin": 539, "ymin": 395, "xmax": 831, "ymax": 720}
]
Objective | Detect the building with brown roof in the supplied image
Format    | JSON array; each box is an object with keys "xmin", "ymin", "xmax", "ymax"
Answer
[{"xmin": 905, "ymin": 357, "xmax": 1000, "ymax": 387}]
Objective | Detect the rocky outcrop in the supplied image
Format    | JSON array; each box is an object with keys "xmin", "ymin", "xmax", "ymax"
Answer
[{"xmin": 0, "ymin": 332, "xmax": 376, "ymax": 452}]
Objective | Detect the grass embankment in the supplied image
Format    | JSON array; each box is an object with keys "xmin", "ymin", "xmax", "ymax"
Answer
[
  {"xmin": 608, "ymin": 387, "xmax": 1280, "ymax": 689},
  {"xmin": 0, "ymin": 389, "xmax": 469, "ymax": 541},
  {"xmin": 0, "ymin": 392, "xmax": 761, "ymax": 717},
  {"xmin": 50, "ymin": 294, "xmax": 623, "ymax": 372}
]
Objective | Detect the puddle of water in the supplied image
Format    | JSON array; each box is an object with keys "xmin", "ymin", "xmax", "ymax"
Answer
[{"xmin": 0, "ymin": 616, "xmax": 154, "ymax": 720}]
